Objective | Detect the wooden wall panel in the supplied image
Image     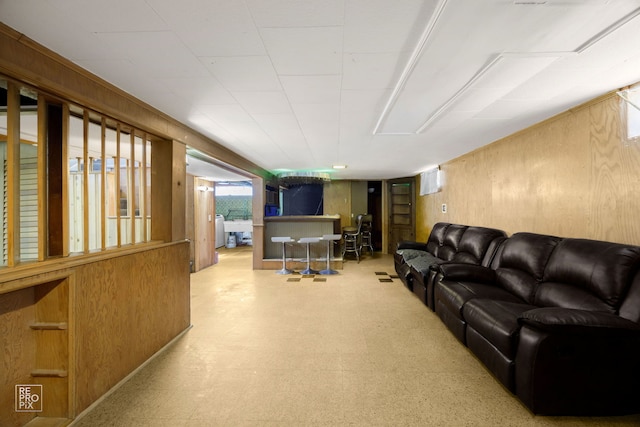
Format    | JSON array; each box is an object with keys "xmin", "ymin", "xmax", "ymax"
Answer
[
  {"xmin": 416, "ymin": 94, "xmax": 640, "ymax": 245},
  {"xmin": 252, "ymin": 177, "xmax": 265, "ymax": 269},
  {"xmin": 186, "ymin": 175, "xmax": 195, "ymax": 269},
  {"xmin": 194, "ymin": 177, "xmax": 214, "ymax": 272},
  {"xmin": 172, "ymin": 142, "xmax": 187, "ymax": 241},
  {"xmin": 73, "ymin": 242, "xmax": 190, "ymax": 414},
  {"xmin": 0, "ymin": 288, "xmax": 37, "ymax": 427},
  {"xmin": 323, "ymin": 181, "xmax": 352, "ymax": 231}
]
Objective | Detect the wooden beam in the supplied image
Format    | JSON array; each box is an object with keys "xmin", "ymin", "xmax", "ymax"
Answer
[
  {"xmin": 37, "ymin": 94, "xmax": 47, "ymax": 260},
  {"xmin": 6, "ymin": 82, "xmax": 20, "ymax": 266},
  {"xmin": 82, "ymin": 111, "xmax": 89, "ymax": 253}
]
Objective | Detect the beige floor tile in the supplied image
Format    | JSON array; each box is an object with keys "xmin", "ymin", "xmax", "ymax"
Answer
[{"xmin": 72, "ymin": 246, "xmax": 640, "ymax": 427}]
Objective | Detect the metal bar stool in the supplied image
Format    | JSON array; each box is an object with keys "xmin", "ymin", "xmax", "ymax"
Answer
[
  {"xmin": 298, "ymin": 237, "xmax": 321, "ymax": 275},
  {"xmin": 359, "ymin": 214, "xmax": 374, "ymax": 256},
  {"xmin": 342, "ymin": 215, "xmax": 364, "ymax": 262},
  {"xmin": 320, "ymin": 234, "xmax": 341, "ymax": 275},
  {"xmin": 271, "ymin": 236, "xmax": 296, "ymax": 274}
]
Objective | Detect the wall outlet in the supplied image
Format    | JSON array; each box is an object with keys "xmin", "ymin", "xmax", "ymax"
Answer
[{"xmin": 441, "ymin": 203, "xmax": 447, "ymax": 213}]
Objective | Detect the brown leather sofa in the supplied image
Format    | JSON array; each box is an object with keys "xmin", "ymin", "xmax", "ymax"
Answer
[
  {"xmin": 433, "ymin": 232, "xmax": 640, "ymax": 415},
  {"xmin": 394, "ymin": 222, "xmax": 506, "ymax": 309}
]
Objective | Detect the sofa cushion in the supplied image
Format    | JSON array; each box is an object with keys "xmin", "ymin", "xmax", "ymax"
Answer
[
  {"xmin": 498, "ymin": 233, "xmax": 561, "ymax": 279},
  {"xmin": 495, "ymin": 268, "xmax": 539, "ymax": 304},
  {"xmin": 435, "ymin": 281, "xmax": 523, "ymax": 319},
  {"xmin": 495, "ymin": 233, "xmax": 561, "ymax": 303},
  {"xmin": 535, "ymin": 282, "xmax": 614, "ymax": 313},
  {"xmin": 464, "ymin": 299, "xmax": 536, "ymax": 359},
  {"xmin": 397, "ymin": 248, "xmax": 427, "ymax": 264},
  {"xmin": 538, "ymin": 238, "xmax": 640, "ymax": 313},
  {"xmin": 438, "ymin": 224, "xmax": 468, "ymax": 261},
  {"xmin": 453, "ymin": 226, "xmax": 506, "ymax": 265},
  {"xmin": 406, "ymin": 252, "xmax": 441, "ymax": 273},
  {"xmin": 425, "ymin": 222, "xmax": 451, "ymax": 255}
]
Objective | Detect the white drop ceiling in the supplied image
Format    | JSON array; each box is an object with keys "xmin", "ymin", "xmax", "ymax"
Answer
[{"xmin": 2, "ymin": 0, "xmax": 640, "ymax": 181}]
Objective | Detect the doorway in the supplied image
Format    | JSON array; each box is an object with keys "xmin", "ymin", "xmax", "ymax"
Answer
[
  {"xmin": 367, "ymin": 181, "xmax": 383, "ymax": 250},
  {"xmin": 186, "ymin": 149, "xmax": 255, "ymax": 271},
  {"xmin": 387, "ymin": 177, "xmax": 415, "ymax": 253}
]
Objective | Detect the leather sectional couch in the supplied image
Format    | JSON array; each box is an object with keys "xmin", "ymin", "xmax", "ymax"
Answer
[
  {"xmin": 396, "ymin": 225, "xmax": 640, "ymax": 415},
  {"xmin": 394, "ymin": 222, "xmax": 506, "ymax": 308}
]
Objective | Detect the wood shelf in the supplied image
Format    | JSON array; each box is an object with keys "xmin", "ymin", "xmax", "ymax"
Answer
[
  {"xmin": 31, "ymin": 369, "xmax": 68, "ymax": 378},
  {"xmin": 30, "ymin": 322, "xmax": 68, "ymax": 330}
]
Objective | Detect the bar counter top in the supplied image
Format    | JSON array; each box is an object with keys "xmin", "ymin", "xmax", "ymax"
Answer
[
  {"xmin": 264, "ymin": 214, "xmax": 340, "ymax": 222},
  {"xmin": 263, "ymin": 215, "xmax": 341, "ymax": 259}
]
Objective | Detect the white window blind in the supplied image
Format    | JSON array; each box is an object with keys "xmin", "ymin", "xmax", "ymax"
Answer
[{"xmin": 420, "ymin": 167, "xmax": 441, "ymax": 196}]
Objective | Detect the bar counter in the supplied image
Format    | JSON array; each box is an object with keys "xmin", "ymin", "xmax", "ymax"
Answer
[{"xmin": 264, "ymin": 215, "xmax": 341, "ymax": 259}]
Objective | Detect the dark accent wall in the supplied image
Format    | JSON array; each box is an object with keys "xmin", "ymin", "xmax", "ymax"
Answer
[{"xmin": 282, "ymin": 184, "xmax": 323, "ymax": 216}]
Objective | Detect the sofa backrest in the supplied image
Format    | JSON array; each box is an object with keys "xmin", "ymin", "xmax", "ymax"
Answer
[
  {"xmin": 426, "ymin": 222, "xmax": 451, "ymax": 256},
  {"xmin": 537, "ymin": 238, "xmax": 640, "ymax": 317},
  {"xmin": 452, "ymin": 226, "xmax": 507, "ymax": 266},
  {"xmin": 438, "ymin": 224, "xmax": 468, "ymax": 261},
  {"xmin": 494, "ymin": 233, "xmax": 562, "ymax": 304}
]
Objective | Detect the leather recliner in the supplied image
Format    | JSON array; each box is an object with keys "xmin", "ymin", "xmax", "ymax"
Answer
[{"xmin": 433, "ymin": 232, "xmax": 640, "ymax": 415}]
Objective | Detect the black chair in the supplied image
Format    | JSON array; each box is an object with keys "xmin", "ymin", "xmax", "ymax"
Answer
[{"xmin": 359, "ymin": 214, "xmax": 374, "ymax": 255}]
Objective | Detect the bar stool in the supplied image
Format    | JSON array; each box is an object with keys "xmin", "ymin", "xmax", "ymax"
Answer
[
  {"xmin": 359, "ymin": 214, "xmax": 374, "ymax": 256},
  {"xmin": 271, "ymin": 236, "xmax": 296, "ymax": 274},
  {"xmin": 298, "ymin": 237, "xmax": 321, "ymax": 275},
  {"xmin": 320, "ymin": 234, "xmax": 341, "ymax": 275},
  {"xmin": 342, "ymin": 217, "xmax": 363, "ymax": 262}
]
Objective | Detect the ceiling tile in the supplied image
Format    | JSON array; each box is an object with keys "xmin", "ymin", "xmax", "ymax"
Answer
[
  {"xmin": 261, "ymin": 27, "xmax": 342, "ymax": 75},
  {"xmin": 52, "ymin": 0, "xmax": 167, "ymax": 33},
  {"xmin": 148, "ymin": 0, "xmax": 266, "ymax": 56},
  {"xmin": 158, "ymin": 77, "xmax": 237, "ymax": 105},
  {"xmin": 342, "ymin": 53, "xmax": 406, "ymax": 90},
  {"xmin": 200, "ymin": 56, "xmax": 282, "ymax": 91},
  {"xmin": 280, "ymin": 75, "xmax": 341, "ymax": 104},
  {"xmin": 232, "ymin": 92, "xmax": 293, "ymax": 115},
  {"xmin": 198, "ymin": 104, "xmax": 254, "ymax": 125},
  {"xmin": 292, "ymin": 104, "xmax": 340, "ymax": 124},
  {"xmin": 248, "ymin": 0, "xmax": 345, "ymax": 27},
  {"xmin": 343, "ymin": 0, "xmax": 432, "ymax": 53},
  {"xmin": 93, "ymin": 31, "xmax": 210, "ymax": 78}
]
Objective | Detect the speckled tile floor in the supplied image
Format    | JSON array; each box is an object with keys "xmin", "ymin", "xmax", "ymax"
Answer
[{"xmin": 71, "ymin": 246, "xmax": 640, "ymax": 426}]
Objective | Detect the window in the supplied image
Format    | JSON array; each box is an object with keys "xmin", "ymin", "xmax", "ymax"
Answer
[
  {"xmin": 0, "ymin": 74, "xmax": 156, "ymax": 267},
  {"xmin": 19, "ymin": 87, "xmax": 39, "ymax": 261},
  {"xmin": 0, "ymin": 80, "xmax": 41, "ymax": 265},
  {"xmin": 67, "ymin": 107, "xmax": 153, "ymax": 252},
  {"xmin": 419, "ymin": 166, "xmax": 441, "ymax": 195}
]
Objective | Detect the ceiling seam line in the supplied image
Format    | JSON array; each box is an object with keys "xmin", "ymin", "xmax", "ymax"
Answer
[{"xmin": 371, "ymin": 0, "xmax": 448, "ymax": 135}]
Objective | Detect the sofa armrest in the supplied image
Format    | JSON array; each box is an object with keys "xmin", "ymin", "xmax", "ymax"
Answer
[
  {"xmin": 396, "ymin": 241, "xmax": 428, "ymax": 251},
  {"xmin": 515, "ymin": 309, "xmax": 640, "ymax": 415},
  {"xmin": 519, "ymin": 307, "xmax": 640, "ymax": 337},
  {"xmin": 437, "ymin": 263, "xmax": 496, "ymax": 284}
]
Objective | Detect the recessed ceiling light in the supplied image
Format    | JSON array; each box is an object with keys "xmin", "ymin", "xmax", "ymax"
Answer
[{"xmin": 332, "ymin": 165, "xmax": 347, "ymax": 169}]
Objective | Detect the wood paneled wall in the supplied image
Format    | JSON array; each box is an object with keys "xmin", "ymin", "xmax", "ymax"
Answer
[
  {"xmin": 0, "ymin": 242, "xmax": 189, "ymax": 425},
  {"xmin": 416, "ymin": 93, "xmax": 640, "ymax": 245},
  {"xmin": 194, "ymin": 177, "xmax": 215, "ymax": 271},
  {"xmin": 0, "ymin": 287, "xmax": 37, "ymax": 426},
  {"xmin": 73, "ymin": 242, "xmax": 190, "ymax": 414},
  {"xmin": 323, "ymin": 181, "xmax": 353, "ymax": 231}
]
